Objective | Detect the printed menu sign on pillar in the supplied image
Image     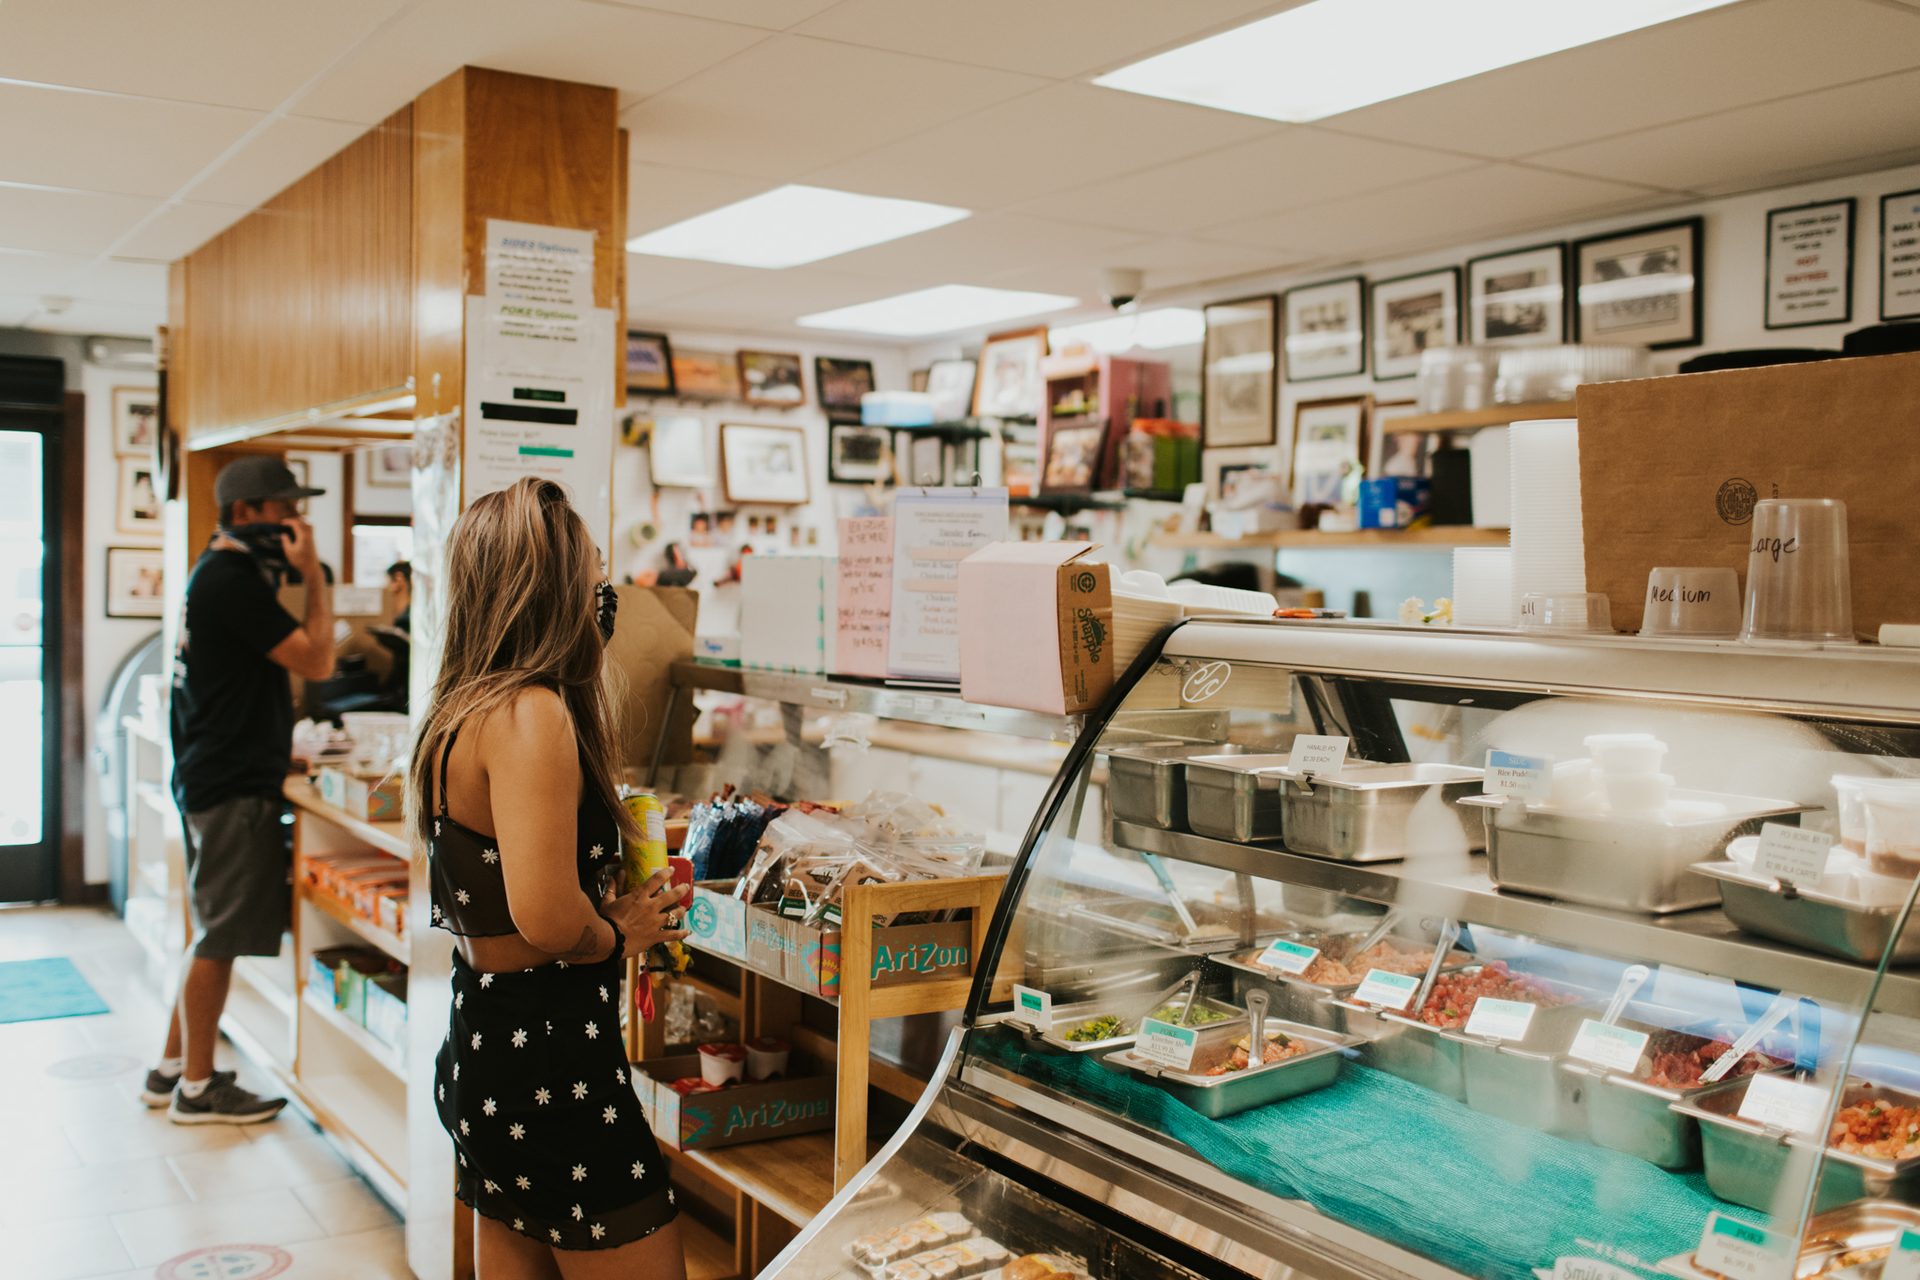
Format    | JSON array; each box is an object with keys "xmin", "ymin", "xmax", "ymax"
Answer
[
  {"xmin": 463, "ymin": 219, "xmax": 616, "ymax": 551},
  {"xmin": 886, "ymin": 488, "xmax": 1010, "ymax": 682},
  {"xmin": 834, "ymin": 517, "xmax": 893, "ymax": 679}
]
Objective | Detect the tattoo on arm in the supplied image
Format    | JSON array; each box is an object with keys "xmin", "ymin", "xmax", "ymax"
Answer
[{"xmin": 555, "ymin": 922, "xmax": 607, "ymax": 963}]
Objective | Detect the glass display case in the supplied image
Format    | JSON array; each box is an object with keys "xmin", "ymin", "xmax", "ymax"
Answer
[{"xmin": 760, "ymin": 620, "xmax": 1920, "ymax": 1280}]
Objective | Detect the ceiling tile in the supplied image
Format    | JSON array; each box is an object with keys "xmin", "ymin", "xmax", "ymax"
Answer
[
  {"xmin": 592, "ymin": 0, "xmax": 842, "ymax": 30},
  {"xmin": 0, "ymin": 185, "xmax": 154, "ymax": 257},
  {"xmin": 621, "ymin": 36, "xmax": 1044, "ymax": 180},
  {"xmin": 295, "ymin": 0, "xmax": 769, "ymax": 125},
  {"xmin": 0, "ymin": 0, "xmax": 407, "ymax": 111},
  {"xmin": 626, "ymin": 254, "xmax": 764, "ymax": 305},
  {"xmin": 805, "ymin": 82, "xmax": 1275, "ymax": 210},
  {"xmin": 1327, "ymin": 0, "xmax": 1920, "ymax": 161},
  {"xmin": 1015, "ymin": 126, "xmax": 1478, "ymax": 236},
  {"xmin": 625, "ymin": 162, "xmax": 770, "ymax": 238},
  {"xmin": 0, "ymin": 249, "xmax": 89, "ymax": 297},
  {"xmin": 824, "ymin": 213, "xmax": 1138, "ymax": 287},
  {"xmin": 793, "ymin": 0, "xmax": 1279, "ymax": 78},
  {"xmin": 654, "ymin": 265, "xmax": 904, "ymax": 319},
  {"xmin": 1530, "ymin": 69, "xmax": 1920, "ymax": 193},
  {"xmin": 66, "ymin": 257, "xmax": 173, "ymax": 306},
  {"xmin": 1208, "ymin": 164, "xmax": 1669, "ymax": 259},
  {"xmin": 190, "ymin": 116, "xmax": 366, "ymax": 206},
  {"xmin": 1691, "ymin": 144, "xmax": 1920, "ymax": 199},
  {"xmin": 0, "ymin": 83, "xmax": 258, "ymax": 199},
  {"xmin": 113, "ymin": 201, "xmax": 250, "ymax": 261},
  {"xmin": 15, "ymin": 296, "xmax": 164, "ymax": 338}
]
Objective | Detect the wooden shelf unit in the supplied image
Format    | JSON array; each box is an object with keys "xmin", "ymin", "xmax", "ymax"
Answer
[
  {"xmin": 1375, "ymin": 400, "xmax": 1573, "ymax": 434},
  {"xmin": 1149, "ymin": 525, "xmax": 1509, "ymax": 551}
]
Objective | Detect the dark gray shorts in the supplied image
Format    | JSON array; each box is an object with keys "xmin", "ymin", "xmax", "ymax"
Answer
[{"xmin": 181, "ymin": 795, "xmax": 291, "ymax": 959}]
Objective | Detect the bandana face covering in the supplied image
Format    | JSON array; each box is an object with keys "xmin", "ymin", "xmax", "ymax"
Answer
[{"xmin": 223, "ymin": 522, "xmax": 292, "ymax": 579}]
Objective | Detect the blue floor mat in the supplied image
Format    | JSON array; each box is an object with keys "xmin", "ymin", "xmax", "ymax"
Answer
[{"xmin": 0, "ymin": 957, "xmax": 110, "ymax": 1023}]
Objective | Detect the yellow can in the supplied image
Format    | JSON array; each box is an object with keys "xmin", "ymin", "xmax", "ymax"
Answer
[{"xmin": 622, "ymin": 790, "xmax": 669, "ymax": 895}]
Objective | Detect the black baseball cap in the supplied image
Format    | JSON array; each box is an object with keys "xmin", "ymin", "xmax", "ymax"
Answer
[{"xmin": 214, "ymin": 455, "xmax": 326, "ymax": 507}]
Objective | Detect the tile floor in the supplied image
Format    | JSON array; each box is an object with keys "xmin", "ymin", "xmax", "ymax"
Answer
[{"xmin": 0, "ymin": 904, "xmax": 409, "ymax": 1280}]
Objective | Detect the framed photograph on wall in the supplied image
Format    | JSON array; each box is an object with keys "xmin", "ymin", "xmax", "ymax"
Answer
[
  {"xmin": 1289, "ymin": 396, "xmax": 1369, "ymax": 509},
  {"xmin": 926, "ymin": 359, "xmax": 976, "ymax": 422},
  {"xmin": 1366, "ymin": 400, "xmax": 1426, "ymax": 477},
  {"xmin": 1200, "ymin": 294, "xmax": 1277, "ymax": 447},
  {"xmin": 360, "ymin": 444, "xmax": 410, "ymax": 489},
  {"xmin": 1573, "ymin": 217, "xmax": 1703, "ymax": 348},
  {"xmin": 649, "ymin": 414, "xmax": 712, "ymax": 488},
  {"xmin": 671, "ymin": 348, "xmax": 740, "ymax": 400},
  {"xmin": 105, "ymin": 546, "xmax": 165, "ymax": 619},
  {"xmin": 972, "ymin": 327, "xmax": 1047, "ymax": 419},
  {"xmin": 1042, "ymin": 423, "xmax": 1106, "ymax": 494},
  {"xmin": 625, "ymin": 330, "xmax": 675, "ymax": 396},
  {"xmin": 1201, "ymin": 445, "xmax": 1279, "ymax": 506},
  {"xmin": 1765, "ymin": 198, "xmax": 1854, "ymax": 329},
  {"xmin": 1882, "ymin": 188, "xmax": 1920, "ymax": 321},
  {"xmin": 827, "ymin": 423, "xmax": 892, "ymax": 485},
  {"xmin": 117, "ymin": 458, "xmax": 161, "ymax": 535},
  {"xmin": 814, "ymin": 357, "xmax": 875, "ymax": 421},
  {"xmin": 1283, "ymin": 276, "xmax": 1366, "ymax": 382},
  {"xmin": 1466, "ymin": 242, "xmax": 1567, "ymax": 346},
  {"xmin": 720, "ymin": 423, "xmax": 810, "ymax": 505},
  {"xmin": 1369, "ymin": 268, "xmax": 1459, "ymax": 380},
  {"xmin": 738, "ymin": 350, "xmax": 806, "ymax": 407},
  {"xmin": 112, "ymin": 386, "xmax": 158, "ymax": 457},
  {"xmin": 904, "ymin": 433, "xmax": 948, "ymax": 486}
]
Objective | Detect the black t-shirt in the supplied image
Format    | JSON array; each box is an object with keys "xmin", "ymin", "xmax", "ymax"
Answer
[{"xmin": 170, "ymin": 547, "xmax": 300, "ymax": 813}]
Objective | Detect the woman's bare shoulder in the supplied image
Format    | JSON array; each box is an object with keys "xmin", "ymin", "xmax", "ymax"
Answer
[{"xmin": 475, "ymin": 685, "xmax": 574, "ymax": 760}]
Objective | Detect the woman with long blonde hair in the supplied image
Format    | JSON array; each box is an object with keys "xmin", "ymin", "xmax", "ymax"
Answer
[{"xmin": 410, "ymin": 477, "xmax": 690, "ymax": 1279}]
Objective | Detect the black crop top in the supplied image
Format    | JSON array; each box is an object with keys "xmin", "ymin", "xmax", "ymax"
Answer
[{"xmin": 426, "ymin": 726, "xmax": 625, "ymax": 937}]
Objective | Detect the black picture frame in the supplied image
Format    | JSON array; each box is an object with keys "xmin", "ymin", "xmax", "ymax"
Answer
[
  {"xmin": 1200, "ymin": 293, "xmax": 1278, "ymax": 448},
  {"xmin": 1465, "ymin": 241, "xmax": 1568, "ymax": 347},
  {"xmin": 624, "ymin": 329, "xmax": 675, "ymax": 396},
  {"xmin": 827, "ymin": 422, "xmax": 893, "ymax": 485},
  {"xmin": 1367, "ymin": 266, "xmax": 1460, "ymax": 381},
  {"xmin": 1572, "ymin": 216, "xmax": 1704, "ymax": 350},
  {"xmin": 1882, "ymin": 188, "xmax": 1920, "ymax": 322},
  {"xmin": 814, "ymin": 356, "xmax": 875, "ymax": 422},
  {"xmin": 1764, "ymin": 197, "xmax": 1854, "ymax": 330},
  {"xmin": 1283, "ymin": 275, "xmax": 1367, "ymax": 382}
]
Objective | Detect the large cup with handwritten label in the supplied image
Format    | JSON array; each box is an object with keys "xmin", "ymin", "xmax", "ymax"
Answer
[
  {"xmin": 1739, "ymin": 498, "xmax": 1854, "ymax": 644},
  {"xmin": 1638, "ymin": 566, "xmax": 1740, "ymax": 638}
]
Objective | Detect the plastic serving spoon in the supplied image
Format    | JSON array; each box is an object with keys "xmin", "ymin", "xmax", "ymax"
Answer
[
  {"xmin": 1702, "ymin": 992, "xmax": 1795, "ymax": 1084},
  {"xmin": 1600, "ymin": 964, "xmax": 1652, "ymax": 1027}
]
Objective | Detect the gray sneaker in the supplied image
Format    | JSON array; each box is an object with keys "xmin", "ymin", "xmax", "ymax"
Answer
[
  {"xmin": 168, "ymin": 1074, "xmax": 287, "ymax": 1126},
  {"xmin": 143, "ymin": 1067, "xmax": 233, "ymax": 1109}
]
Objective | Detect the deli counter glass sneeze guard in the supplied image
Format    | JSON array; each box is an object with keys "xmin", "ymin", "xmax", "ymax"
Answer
[{"xmin": 756, "ymin": 620, "xmax": 1920, "ymax": 1280}]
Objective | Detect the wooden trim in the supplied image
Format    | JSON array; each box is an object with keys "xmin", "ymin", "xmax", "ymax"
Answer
[{"xmin": 58, "ymin": 390, "xmax": 87, "ymax": 903}]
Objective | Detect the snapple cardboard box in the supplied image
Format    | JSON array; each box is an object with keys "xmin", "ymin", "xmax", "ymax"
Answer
[
  {"xmin": 637, "ymin": 1053, "xmax": 832, "ymax": 1152},
  {"xmin": 957, "ymin": 541, "xmax": 1114, "ymax": 715}
]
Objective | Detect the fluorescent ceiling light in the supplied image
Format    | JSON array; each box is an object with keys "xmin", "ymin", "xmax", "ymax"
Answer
[
  {"xmin": 798, "ymin": 285, "xmax": 1079, "ymax": 337},
  {"xmin": 626, "ymin": 184, "xmax": 968, "ymax": 268},
  {"xmin": 1095, "ymin": 0, "xmax": 1740, "ymax": 122},
  {"xmin": 1050, "ymin": 308, "xmax": 1205, "ymax": 353}
]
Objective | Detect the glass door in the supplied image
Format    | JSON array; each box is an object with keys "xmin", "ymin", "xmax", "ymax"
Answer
[{"xmin": 0, "ymin": 424, "xmax": 56, "ymax": 901}]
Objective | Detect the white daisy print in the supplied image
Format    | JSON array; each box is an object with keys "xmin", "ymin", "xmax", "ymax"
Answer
[
  {"xmin": 631, "ymin": 1161, "xmax": 646, "ymax": 1179},
  {"xmin": 572, "ymin": 1081, "xmax": 589, "ymax": 1100},
  {"xmin": 482, "ymin": 1097, "xmax": 498, "ymax": 1117},
  {"xmin": 483, "ymin": 1179, "xmax": 499, "ymax": 1194},
  {"xmin": 438, "ymin": 1084, "xmax": 445, "ymax": 1102},
  {"xmin": 470, "ymin": 1032, "xmax": 482, "ymax": 1050},
  {"xmin": 598, "ymin": 985, "xmax": 609, "ymax": 1003},
  {"xmin": 591, "ymin": 1223, "xmax": 606, "ymax": 1241},
  {"xmin": 513, "ymin": 1219, "xmax": 524, "ymax": 1232},
  {"xmin": 455, "ymin": 888, "xmax": 471, "ymax": 906},
  {"xmin": 668, "ymin": 1188, "xmax": 676, "ymax": 1205},
  {"xmin": 458, "ymin": 1153, "xmax": 467, "ymax": 1167},
  {"xmin": 602, "ymin": 1104, "xmax": 618, "ymax": 1125},
  {"xmin": 584, "ymin": 1021, "xmax": 599, "ymax": 1040},
  {"xmin": 571, "ymin": 1203, "xmax": 585, "ymax": 1220},
  {"xmin": 434, "ymin": 819, "xmax": 442, "ymax": 837},
  {"xmin": 549, "ymin": 1228, "xmax": 561, "ymax": 1244},
  {"xmin": 509, "ymin": 1123, "xmax": 525, "ymax": 1141},
  {"xmin": 512, "ymin": 1028, "xmax": 528, "ymax": 1048},
  {"xmin": 483, "ymin": 848, "xmax": 499, "ymax": 865},
  {"xmin": 516, "ymin": 1175, "xmax": 531, "ymax": 1190},
  {"xmin": 615, "ymin": 1068, "xmax": 626, "ymax": 1086},
  {"xmin": 453, "ymin": 1063, "xmax": 460, "ymax": 1080},
  {"xmin": 459, "ymin": 1119, "xmax": 470, "ymax": 1136},
  {"xmin": 556, "ymin": 961, "xmax": 569, "ymax": 969},
  {"xmin": 432, "ymin": 903, "xmax": 444, "ymax": 923},
  {"xmin": 480, "ymin": 973, "xmax": 495, "ymax": 989},
  {"xmin": 535, "ymin": 1087, "xmax": 551, "ymax": 1105},
  {"xmin": 455, "ymin": 992, "xmax": 464, "ymax": 1009},
  {"xmin": 572, "ymin": 1164, "xmax": 587, "ymax": 1182},
  {"xmin": 589, "ymin": 844, "xmax": 605, "ymax": 860}
]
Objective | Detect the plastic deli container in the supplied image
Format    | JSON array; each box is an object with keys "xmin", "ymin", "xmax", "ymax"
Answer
[
  {"xmin": 1271, "ymin": 762, "xmax": 1486, "ymax": 862},
  {"xmin": 1104, "ymin": 1016, "xmax": 1358, "ymax": 1119}
]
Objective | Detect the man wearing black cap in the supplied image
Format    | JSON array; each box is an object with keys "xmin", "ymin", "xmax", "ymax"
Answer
[{"xmin": 146, "ymin": 455, "xmax": 333, "ymax": 1124}]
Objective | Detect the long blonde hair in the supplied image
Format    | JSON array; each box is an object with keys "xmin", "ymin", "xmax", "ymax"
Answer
[{"xmin": 408, "ymin": 477, "xmax": 636, "ymax": 850}]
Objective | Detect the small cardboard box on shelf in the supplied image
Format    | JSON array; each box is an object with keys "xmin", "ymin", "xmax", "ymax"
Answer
[
  {"xmin": 315, "ymin": 766, "xmax": 404, "ymax": 822},
  {"xmin": 958, "ymin": 541, "xmax": 1114, "ymax": 715},
  {"xmin": 637, "ymin": 1053, "xmax": 833, "ymax": 1151}
]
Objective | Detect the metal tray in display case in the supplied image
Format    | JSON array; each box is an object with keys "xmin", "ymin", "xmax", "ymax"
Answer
[
  {"xmin": 1214, "ymin": 935, "xmax": 1475, "ymax": 1033},
  {"xmin": 1454, "ymin": 1000, "xmax": 1594, "ymax": 1137},
  {"xmin": 1569, "ymin": 1036, "xmax": 1788, "ymax": 1171},
  {"xmin": 1675, "ymin": 1077, "xmax": 1920, "ymax": 1214},
  {"xmin": 1696, "ymin": 860, "xmax": 1920, "ymax": 963},
  {"xmin": 1011, "ymin": 996, "xmax": 1247, "ymax": 1056},
  {"xmin": 1274, "ymin": 763, "xmax": 1485, "ymax": 863},
  {"xmin": 1105, "ymin": 1016, "xmax": 1357, "ymax": 1118},
  {"xmin": 1463, "ymin": 791, "xmax": 1814, "ymax": 915},
  {"xmin": 1105, "ymin": 742, "xmax": 1253, "ymax": 831},
  {"xmin": 1184, "ymin": 754, "xmax": 1295, "ymax": 843}
]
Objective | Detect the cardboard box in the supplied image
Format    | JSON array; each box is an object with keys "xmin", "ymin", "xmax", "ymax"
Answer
[
  {"xmin": 740, "ymin": 555, "xmax": 839, "ymax": 674},
  {"xmin": 1576, "ymin": 354, "xmax": 1920, "ymax": 637},
  {"xmin": 605, "ymin": 585, "xmax": 699, "ymax": 772},
  {"xmin": 315, "ymin": 766, "xmax": 404, "ymax": 822},
  {"xmin": 684, "ymin": 883, "xmax": 747, "ymax": 960},
  {"xmin": 742, "ymin": 903, "xmax": 975, "ymax": 1000},
  {"xmin": 958, "ymin": 541, "xmax": 1114, "ymax": 715},
  {"xmin": 637, "ymin": 1054, "xmax": 833, "ymax": 1151},
  {"xmin": 363, "ymin": 973, "xmax": 408, "ymax": 1049}
]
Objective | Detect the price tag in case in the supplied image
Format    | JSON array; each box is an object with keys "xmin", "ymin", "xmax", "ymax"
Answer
[
  {"xmin": 1882, "ymin": 1229, "xmax": 1920, "ymax": 1280},
  {"xmin": 1553, "ymin": 1257, "xmax": 1643, "ymax": 1280},
  {"xmin": 1486, "ymin": 750, "xmax": 1553, "ymax": 802},
  {"xmin": 1695, "ymin": 1213, "xmax": 1785, "ymax": 1280},
  {"xmin": 1255, "ymin": 939, "xmax": 1320, "ymax": 976},
  {"xmin": 1352, "ymin": 968, "xmax": 1421, "ymax": 1012},
  {"xmin": 1567, "ymin": 1019, "xmax": 1651, "ymax": 1074},
  {"xmin": 1464, "ymin": 997, "xmax": 1537, "ymax": 1042},
  {"xmin": 1288, "ymin": 734, "xmax": 1349, "ymax": 777},
  {"xmin": 1134, "ymin": 1018, "xmax": 1200, "ymax": 1072},
  {"xmin": 1009, "ymin": 984, "xmax": 1052, "ymax": 1032},
  {"xmin": 1751, "ymin": 821, "xmax": 1835, "ymax": 885},
  {"xmin": 1737, "ymin": 1072, "xmax": 1829, "ymax": 1136}
]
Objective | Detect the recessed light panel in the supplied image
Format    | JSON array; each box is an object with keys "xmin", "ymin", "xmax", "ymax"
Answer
[
  {"xmin": 798, "ymin": 285, "xmax": 1080, "ymax": 337},
  {"xmin": 1051, "ymin": 308, "xmax": 1206, "ymax": 353},
  {"xmin": 626, "ymin": 184, "xmax": 968, "ymax": 269}
]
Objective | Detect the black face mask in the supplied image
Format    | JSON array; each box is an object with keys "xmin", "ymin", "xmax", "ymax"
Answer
[
  {"xmin": 594, "ymin": 581, "xmax": 618, "ymax": 642},
  {"xmin": 224, "ymin": 522, "xmax": 292, "ymax": 577}
]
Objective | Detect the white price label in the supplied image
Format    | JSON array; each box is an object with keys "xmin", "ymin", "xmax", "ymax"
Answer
[
  {"xmin": 1486, "ymin": 750, "xmax": 1553, "ymax": 801},
  {"xmin": 1553, "ymin": 1257, "xmax": 1643, "ymax": 1280},
  {"xmin": 1568, "ymin": 1019, "xmax": 1651, "ymax": 1074},
  {"xmin": 1010, "ymin": 985, "xmax": 1052, "ymax": 1031},
  {"xmin": 1352, "ymin": 968, "xmax": 1422, "ymax": 1012},
  {"xmin": 1737, "ymin": 1072, "xmax": 1829, "ymax": 1136},
  {"xmin": 1464, "ymin": 997, "xmax": 1537, "ymax": 1042},
  {"xmin": 1751, "ymin": 822, "xmax": 1834, "ymax": 884},
  {"xmin": 1255, "ymin": 939, "xmax": 1320, "ymax": 976},
  {"xmin": 1695, "ymin": 1213, "xmax": 1785, "ymax": 1280},
  {"xmin": 1288, "ymin": 734, "xmax": 1349, "ymax": 777},
  {"xmin": 1133, "ymin": 1018, "xmax": 1200, "ymax": 1071},
  {"xmin": 1881, "ymin": 1229, "xmax": 1920, "ymax": 1280}
]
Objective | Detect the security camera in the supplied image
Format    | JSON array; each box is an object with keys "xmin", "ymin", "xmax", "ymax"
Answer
[{"xmin": 1101, "ymin": 267, "xmax": 1143, "ymax": 311}]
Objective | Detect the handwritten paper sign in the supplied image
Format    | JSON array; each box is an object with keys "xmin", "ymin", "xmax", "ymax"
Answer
[
  {"xmin": 834, "ymin": 517, "xmax": 892, "ymax": 678},
  {"xmin": 886, "ymin": 489, "xmax": 1010, "ymax": 681}
]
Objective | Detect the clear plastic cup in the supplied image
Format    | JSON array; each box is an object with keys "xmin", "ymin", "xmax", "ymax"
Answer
[
  {"xmin": 1864, "ymin": 781, "xmax": 1920, "ymax": 878},
  {"xmin": 1519, "ymin": 591, "xmax": 1613, "ymax": 632},
  {"xmin": 1740, "ymin": 498, "xmax": 1855, "ymax": 644},
  {"xmin": 1640, "ymin": 567, "xmax": 1741, "ymax": 638},
  {"xmin": 1584, "ymin": 732, "xmax": 1668, "ymax": 775}
]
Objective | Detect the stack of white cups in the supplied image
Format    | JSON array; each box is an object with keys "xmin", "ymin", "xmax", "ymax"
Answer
[
  {"xmin": 1469, "ymin": 427, "xmax": 1511, "ymax": 528},
  {"xmin": 1452, "ymin": 547, "xmax": 1515, "ymax": 627},
  {"xmin": 1508, "ymin": 418, "xmax": 1587, "ymax": 620}
]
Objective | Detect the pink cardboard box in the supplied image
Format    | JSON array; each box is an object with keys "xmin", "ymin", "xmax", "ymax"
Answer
[{"xmin": 957, "ymin": 541, "xmax": 1114, "ymax": 715}]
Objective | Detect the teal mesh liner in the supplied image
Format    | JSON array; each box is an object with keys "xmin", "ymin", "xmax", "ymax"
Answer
[{"xmin": 976, "ymin": 1033, "xmax": 1745, "ymax": 1279}]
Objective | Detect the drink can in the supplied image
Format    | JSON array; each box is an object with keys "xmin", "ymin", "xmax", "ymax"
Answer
[{"xmin": 623, "ymin": 790, "xmax": 669, "ymax": 894}]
